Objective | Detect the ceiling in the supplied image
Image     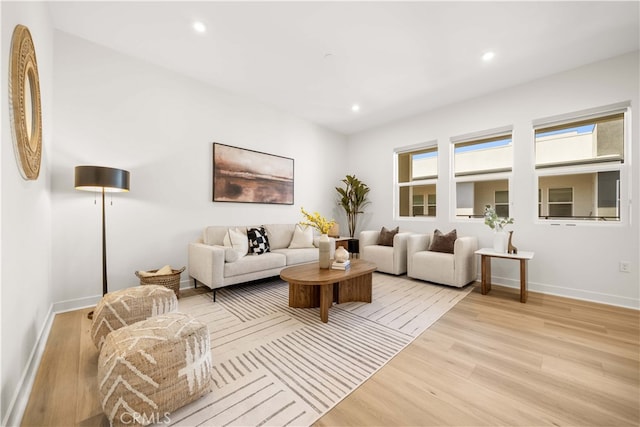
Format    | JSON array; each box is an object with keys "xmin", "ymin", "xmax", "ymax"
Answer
[{"xmin": 48, "ymin": 1, "xmax": 640, "ymax": 135}]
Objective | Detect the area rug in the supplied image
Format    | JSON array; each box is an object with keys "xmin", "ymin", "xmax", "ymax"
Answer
[{"xmin": 167, "ymin": 273, "xmax": 472, "ymax": 427}]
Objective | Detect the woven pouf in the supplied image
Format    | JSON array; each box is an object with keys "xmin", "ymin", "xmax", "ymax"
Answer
[
  {"xmin": 91, "ymin": 285, "xmax": 177, "ymax": 351},
  {"xmin": 98, "ymin": 312, "xmax": 212, "ymax": 426}
]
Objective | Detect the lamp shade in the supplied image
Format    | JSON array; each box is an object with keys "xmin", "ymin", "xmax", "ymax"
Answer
[{"xmin": 75, "ymin": 166, "xmax": 130, "ymax": 193}]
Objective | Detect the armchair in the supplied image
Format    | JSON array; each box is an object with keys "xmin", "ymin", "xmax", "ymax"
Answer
[
  {"xmin": 359, "ymin": 229, "xmax": 412, "ymax": 275},
  {"xmin": 407, "ymin": 233, "xmax": 478, "ymax": 287}
]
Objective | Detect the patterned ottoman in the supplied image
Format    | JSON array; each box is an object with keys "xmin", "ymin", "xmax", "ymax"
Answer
[
  {"xmin": 98, "ymin": 312, "xmax": 212, "ymax": 426},
  {"xmin": 91, "ymin": 285, "xmax": 177, "ymax": 351}
]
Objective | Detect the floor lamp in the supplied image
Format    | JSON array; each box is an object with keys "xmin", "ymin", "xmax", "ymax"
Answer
[{"xmin": 75, "ymin": 166, "xmax": 130, "ymax": 317}]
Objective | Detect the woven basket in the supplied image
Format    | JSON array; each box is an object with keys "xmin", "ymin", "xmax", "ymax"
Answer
[{"xmin": 135, "ymin": 266, "xmax": 185, "ymax": 299}]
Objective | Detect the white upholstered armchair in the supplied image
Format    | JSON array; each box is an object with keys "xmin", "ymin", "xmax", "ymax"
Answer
[
  {"xmin": 407, "ymin": 232, "xmax": 478, "ymax": 287},
  {"xmin": 359, "ymin": 228, "xmax": 412, "ymax": 275}
]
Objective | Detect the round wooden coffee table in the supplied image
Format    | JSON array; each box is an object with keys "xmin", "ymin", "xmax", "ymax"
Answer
[{"xmin": 280, "ymin": 259, "xmax": 377, "ymax": 323}]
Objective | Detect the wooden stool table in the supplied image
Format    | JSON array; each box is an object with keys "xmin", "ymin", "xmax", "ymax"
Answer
[
  {"xmin": 475, "ymin": 248, "xmax": 535, "ymax": 303},
  {"xmin": 280, "ymin": 259, "xmax": 377, "ymax": 323}
]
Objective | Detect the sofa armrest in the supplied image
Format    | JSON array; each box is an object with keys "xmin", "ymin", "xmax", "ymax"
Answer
[
  {"xmin": 407, "ymin": 233, "xmax": 431, "ymax": 275},
  {"xmin": 453, "ymin": 236, "xmax": 479, "ymax": 284},
  {"xmin": 392, "ymin": 232, "xmax": 412, "ymax": 273},
  {"xmin": 188, "ymin": 242, "xmax": 225, "ymax": 289},
  {"xmin": 359, "ymin": 230, "xmax": 380, "ymax": 248}
]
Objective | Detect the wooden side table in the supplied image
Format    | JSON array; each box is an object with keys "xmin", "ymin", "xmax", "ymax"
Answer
[{"xmin": 475, "ymin": 248, "xmax": 535, "ymax": 303}]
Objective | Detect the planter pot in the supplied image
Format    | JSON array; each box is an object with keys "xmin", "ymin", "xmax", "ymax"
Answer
[{"xmin": 493, "ymin": 229, "xmax": 508, "ymax": 253}]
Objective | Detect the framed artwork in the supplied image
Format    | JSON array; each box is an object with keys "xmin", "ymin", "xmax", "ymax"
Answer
[{"xmin": 213, "ymin": 143, "xmax": 294, "ymax": 204}]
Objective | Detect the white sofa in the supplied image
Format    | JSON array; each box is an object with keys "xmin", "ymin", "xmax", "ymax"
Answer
[
  {"xmin": 359, "ymin": 229, "xmax": 412, "ymax": 275},
  {"xmin": 188, "ymin": 224, "xmax": 334, "ymax": 300},
  {"xmin": 407, "ymin": 233, "xmax": 478, "ymax": 287}
]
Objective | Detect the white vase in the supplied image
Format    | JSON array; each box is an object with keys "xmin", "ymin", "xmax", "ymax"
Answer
[
  {"xmin": 493, "ymin": 228, "xmax": 508, "ymax": 253},
  {"xmin": 319, "ymin": 233, "xmax": 331, "ymax": 269}
]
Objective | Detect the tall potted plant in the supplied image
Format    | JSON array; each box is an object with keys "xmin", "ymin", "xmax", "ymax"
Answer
[{"xmin": 336, "ymin": 175, "xmax": 370, "ymax": 238}]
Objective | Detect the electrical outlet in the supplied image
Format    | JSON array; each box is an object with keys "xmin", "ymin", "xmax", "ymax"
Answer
[{"xmin": 619, "ymin": 261, "xmax": 631, "ymax": 273}]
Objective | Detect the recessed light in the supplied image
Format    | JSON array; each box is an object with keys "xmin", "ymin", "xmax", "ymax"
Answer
[
  {"xmin": 351, "ymin": 104, "xmax": 360, "ymax": 112},
  {"xmin": 482, "ymin": 51, "xmax": 495, "ymax": 62},
  {"xmin": 193, "ymin": 21, "xmax": 207, "ymax": 33}
]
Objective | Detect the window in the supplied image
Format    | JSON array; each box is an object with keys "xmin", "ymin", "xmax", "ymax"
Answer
[
  {"xmin": 453, "ymin": 128, "xmax": 513, "ymax": 219},
  {"xmin": 535, "ymin": 107, "xmax": 626, "ymax": 222},
  {"xmin": 495, "ymin": 190, "xmax": 509, "ymax": 217},
  {"xmin": 396, "ymin": 145, "xmax": 437, "ymax": 218},
  {"xmin": 427, "ymin": 194, "xmax": 436, "ymax": 216},
  {"xmin": 412, "ymin": 194, "xmax": 424, "ymax": 216},
  {"xmin": 548, "ymin": 187, "xmax": 573, "ymax": 217}
]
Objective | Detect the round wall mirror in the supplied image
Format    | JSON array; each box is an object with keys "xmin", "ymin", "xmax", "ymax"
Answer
[{"xmin": 9, "ymin": 24, "xmax": 42, "ymax": 180}]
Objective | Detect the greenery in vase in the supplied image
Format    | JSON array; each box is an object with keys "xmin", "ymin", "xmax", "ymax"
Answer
[
  {"xmin": 300, "ymin": 207, "xmax": 336, "ymax": 235},
  {"xmin": 336, "ymin": 174, "xmax": 370, "ymax": 237},
  {"xmin": 484, "ymin": 205, "xmax": 514, "ymax": 231}
]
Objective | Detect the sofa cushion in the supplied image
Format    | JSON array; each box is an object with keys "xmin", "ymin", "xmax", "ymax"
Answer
[
  {"xmin": 412, "ymin": 250, "xmax": 455, "ymax": 285},
  {"xmin": 288, "ymin": 224, "xmax": 315, "ymax": 248},
  {"xmin": 272, "ymin": 247, "xmax": 318, "ymax": 265},
  {"xmin": 429, "ymin": 229, "xmax": 457, "ymax": 254},
  {"xmin": 377, "ymin": 226, "xmax": 399, "ymax": 246},
  {"xmin": 223, "ymin": 227, "xmax": 248, "ymax": 258},
  {"xmin": 224, "ymin": 252, "xmax": 285, "ymax": 277},
  {"xmin": 361, "ymin": 245, "xmax": 396, "ymax": 274},
  {"xmin": 247, "ymin": 226, "xmax": 270, "ymax": 254},
  {"xmin": 263, "ymin": 224, "xmax": 295, "ymax": 250}
]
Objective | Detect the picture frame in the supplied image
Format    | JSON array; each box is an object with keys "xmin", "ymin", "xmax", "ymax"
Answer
[{"xmin": 213, "ymin": 143, "xmax": 294, "ymax": 204}]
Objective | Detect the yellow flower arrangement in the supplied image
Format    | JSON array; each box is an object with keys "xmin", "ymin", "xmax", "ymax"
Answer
[{"xmin": 300, "ymin": 207, "xmax": 336, "ymax": 235}]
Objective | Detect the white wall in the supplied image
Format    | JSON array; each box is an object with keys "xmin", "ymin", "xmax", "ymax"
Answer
[
  {"xmin": 51, "ymin": 32, "xmax": 347, "ymax": 308},
  {"xmin": 1, "ymin": 1, "xmax": 54, "ymax": 424},
  {"xmin": 347, "ymin": 52, "xmax": 640, "ymax": 308}
]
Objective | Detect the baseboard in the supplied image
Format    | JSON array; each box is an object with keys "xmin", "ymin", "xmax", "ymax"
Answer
[
  {"xmin": 53, "ymin": 294, "xmax": 103, "ymax": 314},
  {"xmin": 488, "ymin": 275, "xmax": 640, "ymax": 309},
  {"xmin": 2, "ymin": 305, "xmax": 55, "ymax": 427},
  {"xmin": 52, "ymin": 279, "xmax": 194, "ymax": 313}
]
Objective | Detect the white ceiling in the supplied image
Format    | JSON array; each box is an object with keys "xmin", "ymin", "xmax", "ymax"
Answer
[{"xmin": 48, "ymin": 1, "xmax": 640, "ymax": 135}]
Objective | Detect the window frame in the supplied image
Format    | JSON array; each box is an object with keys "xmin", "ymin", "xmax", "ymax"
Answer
[
  {"xmin": 451, "ymin": 126, "xmax": 514, "ymax": 222},
  {"xmin": 394, "ymin": 141, "xmax": 439, "ymax": 221},
  {"xmin": 533, "ymin": 102, "xmax": 630, "ymax": 226}
]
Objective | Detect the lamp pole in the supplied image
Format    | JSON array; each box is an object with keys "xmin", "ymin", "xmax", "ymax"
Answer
[
  {"xmin": 101, "ymin": 187, "xmax": 108, "ymax": 295},
  {"xmin": 74, "ymin": 165, "xmax": 130, "ymax": 298}
]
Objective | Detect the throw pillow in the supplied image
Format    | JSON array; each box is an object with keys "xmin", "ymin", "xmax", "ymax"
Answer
[
  {"xmin": 429, "ymin": 229, "xmax": 457, "ymax": 254},
  {"xmin": 288, "ymin": 224, "xmax": 314, "ymax": 248},
  {"xmin": 214, "ymin": 245, "xmax": 240, "ymax": 263},
  {"xmin": 377, "ymin": 226, "xmax": 399, "ymax": 246},
  {"xmin": 223, "ymin": 228, "xmax": 248, "ymax": 259},
  {"xmin": 247, "ymin": 226, "xmax": 270, "ymax": 255},
  {"xmin": 224, "ymin": 247, "xmax": 240, "ymax": 263}
]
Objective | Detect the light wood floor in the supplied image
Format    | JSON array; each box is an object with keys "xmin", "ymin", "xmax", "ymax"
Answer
[{"xmin": 21, "ymin": 282, "xmax": 639, "ymax": 426}]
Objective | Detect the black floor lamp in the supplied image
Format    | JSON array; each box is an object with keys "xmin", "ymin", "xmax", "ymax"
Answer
[{"xmin": 75, "ymin": 166, "xmax": 130, "ymax": 310}]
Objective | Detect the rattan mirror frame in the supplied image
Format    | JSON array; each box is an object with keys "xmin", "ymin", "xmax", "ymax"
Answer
[{"xmin": 9, "ymin": 24, "xmax": 42, "ymax": 180}]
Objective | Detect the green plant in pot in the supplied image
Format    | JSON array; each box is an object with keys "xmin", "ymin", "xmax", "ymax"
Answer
[{"xmin": 336, "ymin": 174, "xmax": 370, "ymax": 237}]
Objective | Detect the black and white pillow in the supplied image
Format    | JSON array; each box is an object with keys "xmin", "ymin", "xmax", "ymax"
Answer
[{"xmin": 247, "ymin": 226, "xmax": 270, "ymax": 255}]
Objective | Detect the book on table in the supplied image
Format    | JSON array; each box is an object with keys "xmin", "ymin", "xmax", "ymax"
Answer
[{"xmin": 332, "ymin": 260, "xmax": 351, "ymax": 270}]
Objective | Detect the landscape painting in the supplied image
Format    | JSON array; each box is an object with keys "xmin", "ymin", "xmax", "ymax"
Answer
[{"xmin": 213, "ymin": 143, "xmax": 294, "ymax": 204}]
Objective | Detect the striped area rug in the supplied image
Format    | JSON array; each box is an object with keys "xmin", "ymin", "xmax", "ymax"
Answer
[{"xmin": 168, "ymin": 272, "xmax": 472, "ymax": 426}]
